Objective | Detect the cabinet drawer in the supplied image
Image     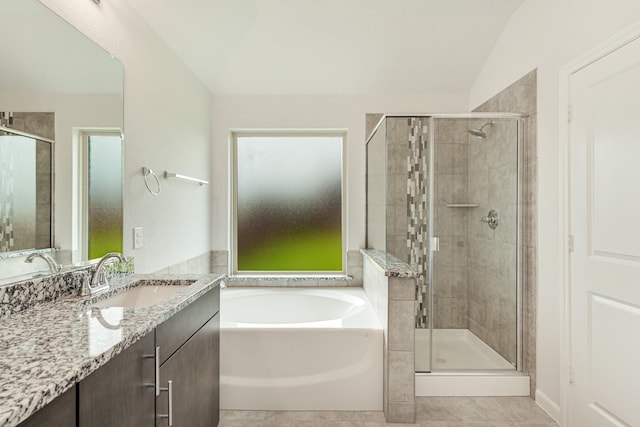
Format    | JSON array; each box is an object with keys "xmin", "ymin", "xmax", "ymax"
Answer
[{"xmin": 156, "ymin": 285, "xmax": 219, "ymax": 365}]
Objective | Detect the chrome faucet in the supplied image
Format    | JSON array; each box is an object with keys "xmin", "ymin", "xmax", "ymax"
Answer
[
  {"xmin": 25, "ymin": 252, "xmax": 61, "ymax": 273},
  {"xmin": 90, "ymin": 252, "xmax": 128, "ymax": 295}
]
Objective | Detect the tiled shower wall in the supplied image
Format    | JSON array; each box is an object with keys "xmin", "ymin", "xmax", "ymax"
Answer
[
  {"xmin": 0, "ymin": 112, "xmax": 54, "ymax": 252},
  {"xmin": 474, "ymin": 70, "xmax": 537, "ymax": 394},
  {"xmin": 362, "ymin": 250, "xmax": 416, "ymax": 423}
]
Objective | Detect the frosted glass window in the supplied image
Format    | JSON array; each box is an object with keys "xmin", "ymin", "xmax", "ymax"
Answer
[
  {"xmin": 234, "ymin": 134, "xmax": 344, "ymax": 273},
  {"xmin": 87, "ymin": 134, "xmax": 123, "ymax": 259}
]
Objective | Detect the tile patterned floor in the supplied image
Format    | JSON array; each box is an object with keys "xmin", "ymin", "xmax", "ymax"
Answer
[{"xmin": 219, "ymin": 397, "xmax": 559, "ymax": 427}]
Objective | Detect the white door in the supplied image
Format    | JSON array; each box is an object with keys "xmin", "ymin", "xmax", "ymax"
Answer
[{"xmin": 569, "ymin": 35, "xmax": 640, "ymax": 427}]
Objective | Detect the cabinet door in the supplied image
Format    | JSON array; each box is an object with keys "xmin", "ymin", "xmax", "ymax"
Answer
[
  {"xmin": 19, "ymin": 385, "xmax": 76, "ymax": 427},
  {"xmin": 79, "ymin": 332, "xmax": 155, "ymax": 427},
  {"xmin": 157, "ymin": 314, "xmax": 219, "ymax": 427}
]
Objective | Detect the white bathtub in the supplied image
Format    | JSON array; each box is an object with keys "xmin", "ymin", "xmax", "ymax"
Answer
[{"xmin": 220, "ymin": 287, "xmax": 383, "ymax": 410}]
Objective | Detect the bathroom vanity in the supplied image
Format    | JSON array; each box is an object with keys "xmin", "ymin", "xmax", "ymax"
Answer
[{"xmin": 0, "ymin": 274, "xmax": 222, "ymax": 427}]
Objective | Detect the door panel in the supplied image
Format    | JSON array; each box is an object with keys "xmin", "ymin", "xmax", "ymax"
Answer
[
  {"xmin": 590, "ymin": 65, "xmax": 640, "ymax": 260},
  {"xmin": 569, "ymin": 34, "xmax": 640, "ymax": 427},
  {"xmin": 590, "ymin": 295, "xmax": 640, "ymax": 426}
]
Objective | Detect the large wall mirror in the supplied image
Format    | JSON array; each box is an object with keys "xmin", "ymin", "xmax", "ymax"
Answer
[{"xmin": 0, "ymin": 0, "xmax": 124, "ymax": 283}]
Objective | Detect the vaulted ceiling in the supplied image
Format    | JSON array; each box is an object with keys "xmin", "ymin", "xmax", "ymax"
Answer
[{"xmin": 127, "ymin": 0, "xmax": 525, "ymax": 95}]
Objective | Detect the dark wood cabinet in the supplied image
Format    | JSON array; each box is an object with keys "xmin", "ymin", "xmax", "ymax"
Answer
[
  {"xmin": 19, "ymin": 284, "xmax": 220, "ymax": 427},
  {"xmin": 19, "ymin": 385, "xmax": 76, "ymax": 427},
  {"xmin": 78, "ymin": 332, "xmax": 156, "ymax": 427},
  {"xmin": 156, "ymin": 314, "xmax": 220, "ymax": 427},
  {"xmin": 156, "ymin": 287, "xmax": 220, "ymax": 364}
]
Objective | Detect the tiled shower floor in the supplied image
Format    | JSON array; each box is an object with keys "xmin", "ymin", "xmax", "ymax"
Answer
[
  {"xmin": 219, "ymin": 396, "xmax": 558, "ymax": 426},
  {"xmin": 415, "ymin": 329, "xmax": 515, "ymax": 371}
]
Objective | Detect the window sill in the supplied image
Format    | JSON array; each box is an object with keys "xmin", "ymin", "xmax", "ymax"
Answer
[{"xmin": 225, "ymin": 275, "xmax": 356, "ymax": 287}]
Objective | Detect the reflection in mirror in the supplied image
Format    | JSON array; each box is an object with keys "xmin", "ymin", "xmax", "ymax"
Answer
[
  {"xmin": 0, "ymin": 126, "xmax": 53, "ymax": 252},
  {"xmin": 83, "ymin": 131, "xmax": 124, "ymax": 260},
  {"xmin": 0, "ymin": 0, "xmax": 124, "ymax": 284}
]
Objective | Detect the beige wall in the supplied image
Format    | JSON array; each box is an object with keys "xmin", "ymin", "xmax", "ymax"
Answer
[{"xmin": 40, "ymin": 0, "xmax": 213, "ymax": 273}]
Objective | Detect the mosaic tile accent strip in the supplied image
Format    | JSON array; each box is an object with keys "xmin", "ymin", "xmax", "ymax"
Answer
[
  {"xmin": 406, "ymin": 117, "xmax": 430, "ymax": 329},
  {"xmin": 0, "ymin": 112, "xmax": 14, "ymax": 127},
  {"xmin": 0, "ymin": 137, "xmax": 14, "ymax": 252}
]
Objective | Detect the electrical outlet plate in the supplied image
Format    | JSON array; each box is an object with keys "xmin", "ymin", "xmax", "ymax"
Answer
[{"xmin": 133, "ymin": 227, "xmax": 143, "ymax": 249}]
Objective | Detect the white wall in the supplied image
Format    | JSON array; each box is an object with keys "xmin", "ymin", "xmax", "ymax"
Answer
[
  {"xmin": 0, "ymin": 92, "xmax": 122, "ymax": 253},
  {"xmin": 211, "ymin": 93, "xmax": 468, "ymax": 253},
  {"xmin": 469, "ymin": 0, "xmax": 640, "ymax": 422},
  {"xmin": 40, "ymin": 0, "xmax": 212, "ymax": 272}
]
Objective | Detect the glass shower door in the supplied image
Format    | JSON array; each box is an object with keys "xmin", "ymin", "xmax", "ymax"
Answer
[{"xmin": 429, "ymin": 117, "xmax": 521, "ymax": 372}]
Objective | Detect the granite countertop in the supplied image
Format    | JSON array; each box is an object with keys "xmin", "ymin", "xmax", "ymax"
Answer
[
  {"xmin": 0, "ymin": 273, "xmax": 223, "ymax": 427},
  {"xmin": 360, "ymin": 249, "xmax": 417, "ymax": 278}
]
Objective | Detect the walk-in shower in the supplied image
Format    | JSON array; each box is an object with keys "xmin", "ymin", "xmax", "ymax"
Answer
[{"xmin": 366, "ymin": 113, "xmax": 528, "ymax": 395}]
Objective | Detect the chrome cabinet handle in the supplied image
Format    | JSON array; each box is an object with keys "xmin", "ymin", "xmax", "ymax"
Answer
[
  {"xmin": 159, "ymin": 380, "xmax": 173, "ymax": 426},
  {"xmin": 142, "ymin": 349, "xmax": 156, "ymax": 390},
  {"xmin": 168, "ymin": 380, "xmax": 173, "ymax": 426},
  {"xmin": 155, "ymin": 346, "xmax": 161, "ymax": 396}
]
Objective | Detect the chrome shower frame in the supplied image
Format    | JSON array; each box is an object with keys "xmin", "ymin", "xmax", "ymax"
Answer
[{"xmin": 366, "ymin": 112, "xmax": 526, "ymax": 374}]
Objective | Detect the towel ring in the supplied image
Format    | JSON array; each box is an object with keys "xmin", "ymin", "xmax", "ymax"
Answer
[{"xmin": 142, "ymin": 167, "xmax": 161, "ymax": 196}]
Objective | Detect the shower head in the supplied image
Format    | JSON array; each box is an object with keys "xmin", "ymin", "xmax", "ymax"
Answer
[
  {"xmin": 468, "ymin": 121, "xmax": 495, "ymax": 139},
  {"xmin": 468, "ymin": 128, "xmax": 488, "ymax": 138}
]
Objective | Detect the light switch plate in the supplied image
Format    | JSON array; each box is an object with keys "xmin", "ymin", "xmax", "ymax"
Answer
[{"xmin": 133, "ymin": 227, "xmax": 143, "ymax": 249}]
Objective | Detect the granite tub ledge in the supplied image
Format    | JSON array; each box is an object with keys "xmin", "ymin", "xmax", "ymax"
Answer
[
  {"xmin": 227, "ymin": 274, "xmax": 355, "ymax": 287},
  {"xmin": 0, "ymin": 273, "xmax": 224, "ymax": 427},
  {"xmin": 360, "ymin": 249, "xmax": 416, "ymax": 278}
]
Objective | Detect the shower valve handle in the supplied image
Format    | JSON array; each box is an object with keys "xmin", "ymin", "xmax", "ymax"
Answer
[{"xmin": 480, "ymin": 210, "xmax": 499, "ymax": 230}]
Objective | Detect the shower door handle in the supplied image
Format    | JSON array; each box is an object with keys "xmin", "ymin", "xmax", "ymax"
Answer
[{"xmin": 431, "ymin": 237, "xmax": 440, "ymax": 252}]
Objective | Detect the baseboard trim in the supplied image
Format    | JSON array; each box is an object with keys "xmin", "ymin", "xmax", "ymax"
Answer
[{"xmin": 535, "ymin": 388, "xmax": 562, "ymax": 424}]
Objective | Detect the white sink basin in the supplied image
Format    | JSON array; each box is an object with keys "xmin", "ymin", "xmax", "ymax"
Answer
[{"xmin": 92, "ymin": 282, "xmax": 191, "ymax": 308}]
